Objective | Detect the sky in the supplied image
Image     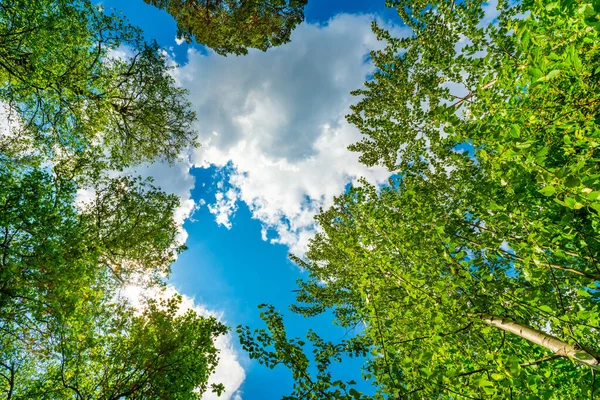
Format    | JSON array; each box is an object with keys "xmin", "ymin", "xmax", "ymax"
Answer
[{"xmin": 98, "ymin": 1, "xmax": 405, "ymax": 398}]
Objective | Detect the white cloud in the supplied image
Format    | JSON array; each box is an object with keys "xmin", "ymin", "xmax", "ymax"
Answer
[
  {"xmin": 170, "ymin": 14, "xmax": 403, "ymax": 254},
  {"xmin": 208, "ymin": 187, "xmax": 239, "ymax": 229},
  {"xmin": 81, "ymin": 14, "xmax": 407, "ymax": 254},
  {"xmin": 205, "ymin": 333, "xmax": 245, "ymax": 400}
]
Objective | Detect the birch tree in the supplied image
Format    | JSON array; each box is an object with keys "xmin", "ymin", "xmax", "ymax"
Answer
[{"xmin": 240, "ymin": 0, "xmax": 600, "ymax": 397}]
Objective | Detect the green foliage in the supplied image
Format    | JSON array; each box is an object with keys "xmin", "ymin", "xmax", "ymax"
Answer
[
  {"xmin": 238, "ymin": 304, "xmax": 371, "ymax": 400},
  {"xmin": 0, "ymin": 1, "xmax": 227, "ymax": 398},
  {"xmin": 1, "ymin": 294, "xmax": 227, "ymax": 399},
  {"xmin": 144, "ymin": 0, "xmax": 308, "ymax": 55},
  {"xmin": 0, "ymin": 0, "xmax": 197, "ymax": 170},
  {"xmin": 289, "ymin": 176, "xmax": 599, "ymax": 398},
  {"xmin": 240, "ymin": 0, "xmax": 600, "ymax": 397},
  {"xmin": 0, "ymin": 162, "xmax": 90, "ymax": 323},
  {"xmin": 0, "ymin": 162, "xmax": 229, "ymax": 398},
  {"xmin": 80, "ymin": 175, "xmax": 185, "ymax": 283},
  {"xmin": 49, "ymin": 295, "xmax": 226, "ymax": 399}
]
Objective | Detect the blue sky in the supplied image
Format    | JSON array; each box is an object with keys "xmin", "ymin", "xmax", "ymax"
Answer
[{"xmin": 100, "ymin": 1, "xmax": 402, "ymax": 398}]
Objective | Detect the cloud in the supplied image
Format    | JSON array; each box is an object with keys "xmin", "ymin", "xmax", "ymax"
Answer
[
  {"xmin": 205, "ymin": 333, "xmax": 245, "ymax": 400},
  {"xmin": 171, "ymin": 14, "xmax": 403, "ymax": 254},
  {"xmin": 208, "ymin": 187, "xmax": 239, "ymax": 229}
]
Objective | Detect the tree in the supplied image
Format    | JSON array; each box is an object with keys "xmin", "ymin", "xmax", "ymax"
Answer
[
  {"xmin": 80, "ymin": 175, "xmax": 186, "ymax": 284},
  {"xmin": 143, "ymin": 0, "xmax": 308, "ymax": 55},
  {"xmin": 0, "ymin": 161, "xmax": 230, "ymax": 398},
  {"xmin": 0, "ymin": 294, "xmax": 228, "ymax": 399},
  {"xmin": 238, "ymin": 304, "xmax": 372, "ymax": 400},
  {"xmin": 0, "ymin": 0, "xmax": 197, "ymax": 170},
  {"xmin": 0, "ymin": 1, "xmax": 229, "ymax": 397},
  {"xmin": 240, "ymin": 0, "xmax": 600, "ymax": 397},
  {"xmin": 48, "ymin": 295, "xmax": 226, "ymax": 399}
]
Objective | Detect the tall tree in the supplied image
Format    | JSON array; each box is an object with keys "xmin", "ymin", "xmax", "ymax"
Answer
[
  {"xmin": 240, "ymin": 0, "xmax": 600, "ymax": 397},
  {"xmin": 0, "ymin": 162, "xmax": 230, "ymax": 398},
  {"xmin": 0, "ymin": 1, "xmax": 230, "ymax": 397},
  {"xmin": 0, "ymin": 293, "xmax": 228, "ymax": 399},
  {"xmin": 143, "ymin": 0, "xmax": 308, "ymax": 55},
  {"xmin": 0, "ymin": 0, "xmax": 197, "ymax": 170}
]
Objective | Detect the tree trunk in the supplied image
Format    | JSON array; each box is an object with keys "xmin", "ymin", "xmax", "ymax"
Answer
[{"xmin": 472, "ymin": 313, "xmax": 600, "ymax": 370}]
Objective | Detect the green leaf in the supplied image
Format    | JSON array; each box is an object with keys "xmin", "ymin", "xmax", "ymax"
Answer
[
  {"xmin": 492, "ymin": 373, "xmax": 504, "ymax": 381},
  {"xmin": 510, "ymin": 125, "xmax": 521, "ymax": 138},
  {"xmin": 564, "ymin": 196, "xmax": 577, "ymax": 209},
  {"xmin": 545, "ymin": 70, "xmax": 561, "ymax": 80},
  {"xmin": 586, "ymin": 191, "xmax": 600, "ymax": 201},
  {"xmin": 565, "ymin": 176, "xmax": 581, "ymax": 188},
  {"xmin": 539, "ymin": 305, "xmax": 553, "ymax": 313},
  {"xmin": 538, "ymin": 186, "xmax": 556, "ymax": 196}
]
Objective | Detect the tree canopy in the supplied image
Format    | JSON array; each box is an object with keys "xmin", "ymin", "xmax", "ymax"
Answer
[
  {"xmin": 0, "ymin": 0, "xmax": 197, "ymax": 170},
  {"xmin": 239, "ymin": 0, "xmax": 600, "ymax": 398},
  {"xmin": 143, "ymin": 0, "xmax": 308, "ymax": 55},
  {"xmin": 0, "ymin": 1, "xmax": 229, "ymax": 398},
  {"xmin": 4, "ymin": 0, "xmax": 600, "ymax": 397}
]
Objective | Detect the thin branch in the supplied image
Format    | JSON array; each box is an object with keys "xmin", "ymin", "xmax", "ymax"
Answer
[
  {"xmin": 520, "ymin": 354, "xmax": 563, "ymax": 367},
  {"xmin": 451, "ymin": 79, "xmax": 497, "ymax": 109}
]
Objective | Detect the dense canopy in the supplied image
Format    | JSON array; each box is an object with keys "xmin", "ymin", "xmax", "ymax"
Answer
[
  {"xmin": 143, "ymin": 0, "xmax": 308, "ymax": 55},
  {"xmin": 0, "ymin": 0, "xmax": 225, "ymax": 397},
  {"xmin": 240, "ymin": 0, "xmax": 600, "ymax": 398},
  {"xmin": 3, "ymin": 0, "xmax": 600, "ymax": 397}
]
